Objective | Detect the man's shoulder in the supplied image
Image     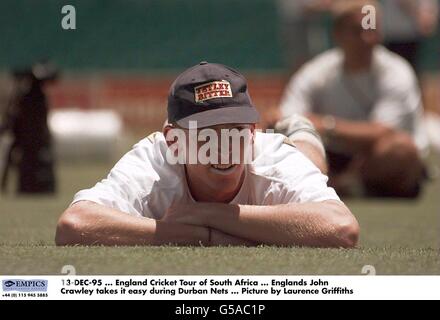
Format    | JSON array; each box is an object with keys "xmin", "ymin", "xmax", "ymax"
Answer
[
  {"xmin": 253, "ymin": 132, "xmax": 297, "ymax": 155},
  {"xmin": 137, "ymin": 131, "xmax": 166, "ymax": 146},
  {"xmin": 122, "ymin": 131, "xmax": 179, "ymax": 180},
  {"xmin": 249, "ymin": 132, "xmax": 323, "ymax": 202},
  {"xmin": 120, "ymin": 131, "xmax": 185, "ymax": 190},
  {"xmin": 252, "ymin": 132, "xmax": 314, "ymax": 178},
  {"xmin": 130, "ymin": 131, "xmax": 169, "ymax": 159},
  {"xmin": 374, "ymin": 45, "xmax": 414, "ymax": 72},
  {"xmin": 374, "ymin": 46, "xmax": 418, "ymax": 89}
]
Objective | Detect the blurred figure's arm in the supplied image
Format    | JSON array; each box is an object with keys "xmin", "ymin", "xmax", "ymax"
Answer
[
  {"xmin": 280, "ymin": 64, "xmax": 392, "ymax": 153},
  {"xmin": 306, "ymin": 113, "xmax": 396, "ymax": 153},
  {"xmin": 306, "ymin": 65, "xmax": 427, "ymax": 156}
]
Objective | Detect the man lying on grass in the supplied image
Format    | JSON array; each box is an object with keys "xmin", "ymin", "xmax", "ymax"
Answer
[{"xmin": 55, "ymin": 62, "xmax": 359, "ymax": 247}]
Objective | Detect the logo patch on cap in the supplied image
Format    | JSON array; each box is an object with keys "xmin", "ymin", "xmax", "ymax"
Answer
[{"xmin": 194, "ymin": 80, "xmax": 232, "ymax": 103}]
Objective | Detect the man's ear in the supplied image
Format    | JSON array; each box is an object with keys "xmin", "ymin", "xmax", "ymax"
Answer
[
  {"xmin": 163, "ymin": 124, "xmax": 177, "ymax": 147},
  {"xmin": 250, "ymin": 124, "xmax": 256, "ymax": 143}
]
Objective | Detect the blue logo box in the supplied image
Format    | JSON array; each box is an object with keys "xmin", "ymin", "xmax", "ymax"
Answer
[{"xmin": 2, "ymin": 279, "xmax": 48, "ymax": 292}]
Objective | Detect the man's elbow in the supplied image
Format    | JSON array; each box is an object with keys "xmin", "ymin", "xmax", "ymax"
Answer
[
  {"xmin": 55, "ymin": 206, "xmax": 86, "ymax": 246},
  {"xmin": 320, "ymin": 201, "xmax": 359, "ymax": 248},
  {"xmin": 335, "ymin": 217, "xmax": 360, "ymax": 248}
]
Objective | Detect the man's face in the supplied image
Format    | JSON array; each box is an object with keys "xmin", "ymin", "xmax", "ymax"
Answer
[
  {"xmin": 164, "ymin": 123, "xmax": 255, "ymax": 196},
  {"xmin": 335, "ymin": 10, "xmax": 382, "ymax": 55}
]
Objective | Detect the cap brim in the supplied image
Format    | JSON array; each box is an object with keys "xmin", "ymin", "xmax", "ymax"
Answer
[{"xmin": 175, "ymin": 106, "xmax": 259, "ymax": 129}]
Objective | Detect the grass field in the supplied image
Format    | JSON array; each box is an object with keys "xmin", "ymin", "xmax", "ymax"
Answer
[{"xmin": 1, "ymin": 158, "xmax": 439, "ymax": 275}]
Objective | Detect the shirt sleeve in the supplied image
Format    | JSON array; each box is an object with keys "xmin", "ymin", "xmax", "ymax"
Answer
[
  {"xmin": 273, "ymin": 163, "xmax": 340, "ymax": 204},
  {"xmin": 370, "ymin": 62, "xmax": 429, "ymax": 154},
  {"xmin": 257, "ymin": 143, "xmax": 340, "ymax": 205},
  {"xmin": 371, "ymin": 66, "xmax": 419, "ymax": 128},
  {"xmin": 71, "ymin": 138, "xmax": 159, "ymax": 217},
  {"xmin": 279, "ymin": 68, "xmax": 315, "ymax": 118}
]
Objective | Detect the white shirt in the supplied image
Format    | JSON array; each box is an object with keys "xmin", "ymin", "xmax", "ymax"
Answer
[
  {"xmin": 279, "ymin": 46, "xmax": 429, "ymax": 156},
  {"xmin": 72, "ymin": 132, "xmax": 340, "ymax": 218}
]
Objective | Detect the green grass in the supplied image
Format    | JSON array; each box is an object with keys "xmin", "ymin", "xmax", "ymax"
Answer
[{"xmin": 1, "ymin": 161, "xmax": 439, "ymax": 275}]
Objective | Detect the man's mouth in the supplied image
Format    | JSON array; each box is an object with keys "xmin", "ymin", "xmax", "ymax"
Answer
[
  {"xmin": 209, "ymin": 164, "xmax": 237, "ymax": 175},
  {"xmin": 211, "ymin": 164, "xmax": 234, "ymax": 170}
]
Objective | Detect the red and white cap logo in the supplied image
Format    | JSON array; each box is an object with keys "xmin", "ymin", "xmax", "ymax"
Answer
[{"xmin": 194, "ymin": 80, "xmax": 232, "ymax": 103}]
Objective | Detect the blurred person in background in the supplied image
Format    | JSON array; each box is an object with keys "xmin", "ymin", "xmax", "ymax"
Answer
[
  {"xmin": 382, "ymin": 0, "xmax": 439, "ymax": 73},
  {"xmin": 278, "ymin": 0, "xmax": 429, "ymax": 198},
  {"xmin": 0, "ymin": 61, "xmax": 58, "ymax": 194}
]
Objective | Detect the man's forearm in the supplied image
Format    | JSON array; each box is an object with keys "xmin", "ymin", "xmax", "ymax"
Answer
[
  {"xmin": 171, "ymin": 201, "xmax": 359, "ymax": 248},
  {"xmin": 55, "ymin": 201, "xmax": 209, "ymax": 246},
  {"xmin": 56, "ymin": 201, "xmax": 254, "ymax": 247}
]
